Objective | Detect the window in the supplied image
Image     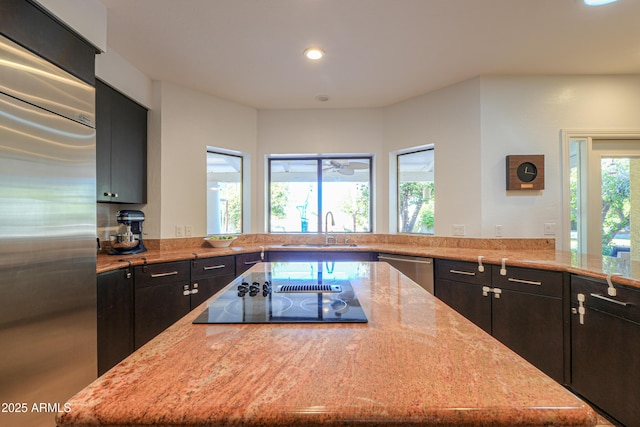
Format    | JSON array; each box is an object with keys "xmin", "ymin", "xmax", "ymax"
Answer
[
  {"xmin": 268, "ymin": 156, "xmax": 372, "ymax": 233},
  {"xmin": 207, "ymin": 150, "xmax": 242, "ymax": 234},
  {"xmin": 566, "ymin": 134, "xmax": 640, "ymax": 261},
  {"xmin": 397, "ymin": 148, "xmax": 434, "ymax": 234}
]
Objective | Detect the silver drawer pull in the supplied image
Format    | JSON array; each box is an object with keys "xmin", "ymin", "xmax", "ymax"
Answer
[
  {"xmin": 449, "ymin": 269, "xmax": 476, "ymax": 276},
  {"xmin": 244, "ymin": 260, "xmax": 261, "ymax": 265},
  {"xmin": 150, "ymin": 271, "xmax": 178, "ymax": 278},
  {"xmin": 507, "ymin": 278, "xmax": 542, "ymax": 286},
  {"xmin": 590, "ymin": 293, "xmax": 630, "ymax": 307},
  {"xmin": 203, "ymin": 265, "xmax": 226, "ymax": 270}
]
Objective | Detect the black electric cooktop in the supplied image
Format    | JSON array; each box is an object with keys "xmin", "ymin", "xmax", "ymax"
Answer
[{"xmin": 192, "ymin": 272, "xmax": 368, "ymax": 324}]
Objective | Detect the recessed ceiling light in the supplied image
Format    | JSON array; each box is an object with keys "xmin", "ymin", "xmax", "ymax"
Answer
[
  {"xmin": 304, "ymin": 47, "xmax": 325, "ymax": 60},
  {"xmin": 584, "ymin": 0, "xmax": 618, "ymax": 5}
]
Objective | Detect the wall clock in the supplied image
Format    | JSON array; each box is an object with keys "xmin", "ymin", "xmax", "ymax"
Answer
[{"xmin": 506, "ymin": 155, "xmax": 544, "ymax": 190}]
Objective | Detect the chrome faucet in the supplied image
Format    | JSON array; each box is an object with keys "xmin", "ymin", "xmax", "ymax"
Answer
[{"xmin": 324, "ymin": 211, "xmax": 335, "ymax": 244}]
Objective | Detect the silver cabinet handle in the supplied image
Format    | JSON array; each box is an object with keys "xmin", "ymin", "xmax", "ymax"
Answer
[
  {"xmin": 449, "ymin": 269, "xmax": 476, "ymax": 276},
  {"xmin": 244, "ymin": 260, "xmax": 261, "ymax": 265},
  {"xmin": 590, "ymin": 293, "xmax": 630, "ymax": 307},
  {"xmin": 378, "ymin": 255, "xmax": 433, "ymax": 264},
  {"xmin": 150, "ymin": 271, "xmax": 178, "ymax": 278},
  {"xmin": 203, "ymin": 264, "xmax": 226, "ymax": 270},
  {"xmin": 507, "ymin": 277, "xmax": 542, "ymax": 286}
]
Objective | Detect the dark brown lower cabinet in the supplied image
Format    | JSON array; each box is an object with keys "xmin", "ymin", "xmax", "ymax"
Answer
[
  {"xmin": 492, "ymin": 289, "xmax": 563, "ymax": 381},
  {"xmin": 435, "ymin": 259, "xmax": 565, "ymax": 383},
  {"xmin": 235, "ymin": 252, "xmax": 263, "ymax": 275},
  {"xmin": 190, "ymin": 256, "xmax": 236, "ymax": 309},
  {"xmin": 134, "ymin": 261, "xmax": 191, "ymax": 350},
  {"xmin": 435, "ymin": 279, "xmax": 492, "ymax": 333},
  {"xmin": 97, "ymin": 268, "xmax": 133, "ymax": 375},
  {"xmin": 571, "ymin": 275, "xmax": 640, "ymax": 426},
  {"xmin": 267, "ymin": 251, "xmax": 375, "ymax": 262}
]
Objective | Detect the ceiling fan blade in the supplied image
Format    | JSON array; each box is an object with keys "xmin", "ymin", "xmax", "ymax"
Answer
[
  {"xmin": 347, "ymin": 161, "xmax": 369, "ymax": 170},
  {"xmin": 338, "ymin": 167, "xmax": 355, "ymax": 175}
]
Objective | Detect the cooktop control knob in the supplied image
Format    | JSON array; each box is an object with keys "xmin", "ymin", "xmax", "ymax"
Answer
[{"xmin": 238, "ymin": 280, "xmax": 271, "ymax": 297}]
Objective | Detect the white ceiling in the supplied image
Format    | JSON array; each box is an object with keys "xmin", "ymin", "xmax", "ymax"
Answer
[{"xmin": 99, "ymin": 0, "xmax": 640, "ymax": 110}]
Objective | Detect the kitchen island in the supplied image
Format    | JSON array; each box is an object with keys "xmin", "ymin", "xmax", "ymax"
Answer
[{"xmin": 58, "ymin": 262, "xmax": 595, "ymax": 426}]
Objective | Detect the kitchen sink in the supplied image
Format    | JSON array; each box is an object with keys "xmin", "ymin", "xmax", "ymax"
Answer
[{"xmin": 281, "ymin": 243, "xmax": 358, "ymax": 248}]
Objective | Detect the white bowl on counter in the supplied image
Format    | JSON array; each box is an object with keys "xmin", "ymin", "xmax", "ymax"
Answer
[{"xmin": 204, "ymin": 236, "xmax": 238, "ymax": 248}]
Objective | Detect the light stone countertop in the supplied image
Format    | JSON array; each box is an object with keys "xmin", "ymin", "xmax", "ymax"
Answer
[
  {"xmin": 59, "ymin": 261, "xmax": 596, "ymax": 426},
  {"xmin": 97, "ymin": 234, "xmax": 640, "ymax": 290}
]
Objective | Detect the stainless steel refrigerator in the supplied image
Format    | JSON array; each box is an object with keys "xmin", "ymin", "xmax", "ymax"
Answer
[{"xmin": 0, "ymin": 34, "xmax": 97, "ymax": 427}]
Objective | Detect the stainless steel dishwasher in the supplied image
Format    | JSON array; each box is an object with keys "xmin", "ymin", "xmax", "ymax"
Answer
[{"xmin": 378, "ymin": 253, "xmax": 434, "ymax": 294}]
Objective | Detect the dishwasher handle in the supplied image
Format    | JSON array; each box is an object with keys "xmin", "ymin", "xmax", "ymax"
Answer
[{"xmin": 378, "ymin": 255, "xmax": 433, "ymax": 265}]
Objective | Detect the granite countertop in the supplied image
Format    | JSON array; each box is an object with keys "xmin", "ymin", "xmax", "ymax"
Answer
[
  {"xmin": 97, "ymin": 236, "xmax": 640, "ymax": 290},
  {"xmin": 58, "ymin": 262, "xmax": 596, "ymax": 426}
]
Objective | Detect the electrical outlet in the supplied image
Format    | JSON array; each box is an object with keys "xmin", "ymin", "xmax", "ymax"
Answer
[
  {"xmin": 452, "ymin": 224, "xmax": 465, "ymax": 236},
  {"xmin": 544, "ymin": 222, "xmax": 557, "ymax": 235},
  {"xmin": 495, "ymin": 225, "xmax": 503, "ymax": 237},
  {"xmin": 185, "ymin": 225, "xmax": 193, "ymax": 237},
  {"xmin": 175, "ymin": 225, "xmax": 185, "ymax": 237}
]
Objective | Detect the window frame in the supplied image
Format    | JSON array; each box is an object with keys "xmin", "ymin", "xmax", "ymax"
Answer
[
  {"xmin": 562, "ymin": 130, "xmax": 640, "ymax": 253},
  {"xmin": 267, "ymin": 155, "xmax": 374, "ymax": 233},
  {"xmin": 395, "ymin": 146, "xmax": 435, "ymax": 235},
  {"xmin": 206, "ymin": 149, "xmax": 244, "ymax": 235}
]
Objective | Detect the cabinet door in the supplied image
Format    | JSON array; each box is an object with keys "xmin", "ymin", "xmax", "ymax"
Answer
[
  {"xmin": 491, "ymin": 266, "xmax": 565, "ymax": 383},
  {"xmin": 95, "ymin": 80, "xmax": 147, "ymax": 203},
  {"xmin": 110, "ymin": 87, "xmax": 147, "ymax": 203},
  {"xmin": 97, "ymin": 269, "xmax": 133, "ymax": 375},
  {"xmin": 134, "ymin": 282, "xmax": 191, "ymax": 349},
  {"xmin": 492, "ymin": 290, "xmax": 563, "ymax": 382},
  {"xmin": 190, "ymin": 274, "xmax": 235, "ymax": 309},
  {"xmin": 435, "ymin": 278, "xmax": 492, "ymax": 333},
  {"xmin": 134, "ymin": 261, "xmax": 190, "ymax": 349},
  {"xmin": 571, "ymin": 276, "xmax": 640, "ymax": 426},
  {"xmin": 95, "ymin": 80, "xmax": 112, "ymax": 202}
]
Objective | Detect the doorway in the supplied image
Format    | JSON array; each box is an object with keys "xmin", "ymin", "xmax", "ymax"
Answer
[{"xmin": 564, "ymin": 131, "xmax": 640, "ymax": 261}]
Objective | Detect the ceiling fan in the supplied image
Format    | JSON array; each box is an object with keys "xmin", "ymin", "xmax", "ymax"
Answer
[{"xmin": 323, "ymin": 160, "xmax": 369, "ymax": 176}]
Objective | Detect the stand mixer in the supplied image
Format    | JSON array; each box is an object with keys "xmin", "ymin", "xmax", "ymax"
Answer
[{"xmin": 109, "ymin": 210, "xmax": 147, "ymax": 255}]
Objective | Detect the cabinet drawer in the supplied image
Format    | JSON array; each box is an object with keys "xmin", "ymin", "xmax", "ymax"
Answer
[
  {"xmin": 492, "ymin": 266, "xmax": 563, "ymax": 298},
  {"xmin": 571, "ymin": 275, "xmax": 640, "ymax": 324},
  {"xmin": 191, "ymin": 255, "xmax": 235, "ymax": 279},
  {"xmin": 236, "ymin": 252, "xmax": 263, "ymax": 275},
  {"xmin": 135, "ymin": 261, "xmax": 190, "ymax": 288},
  {"xmin": 435, "ymin": 259, "xmax": 490, "ymax": 285}
]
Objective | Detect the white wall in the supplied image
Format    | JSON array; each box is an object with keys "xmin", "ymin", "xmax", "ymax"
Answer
[
  {"xmin": 479, "ymin": 75, "xmax": 640, "ymax": 246},
  {"xmin": 257, "ymin": 109, "xmax": 385, "ymax": 232},
  {"xmin": 383, "ymin": 78, "xmax": 482, "ymax": 236},
  {"xmin": 32, "ymin": 2, "xmax": 640, "ymax": 243},
  {"xmin": 110, "ymin": 74, "xmax": 640, "ymax": 242},
  {"xmin": 150, "ymin": 82, "xmax": 258, "ymax": 239}
]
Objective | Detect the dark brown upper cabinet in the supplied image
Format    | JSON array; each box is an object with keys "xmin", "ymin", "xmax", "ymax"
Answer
[{"xmin": 96, "ymin": 79, "xmax": 148, "ymax": 204}]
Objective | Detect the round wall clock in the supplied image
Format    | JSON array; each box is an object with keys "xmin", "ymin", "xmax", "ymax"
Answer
[{"xmin": 506, "ymin": 155, "xmax": 544, "ymax": 190}]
